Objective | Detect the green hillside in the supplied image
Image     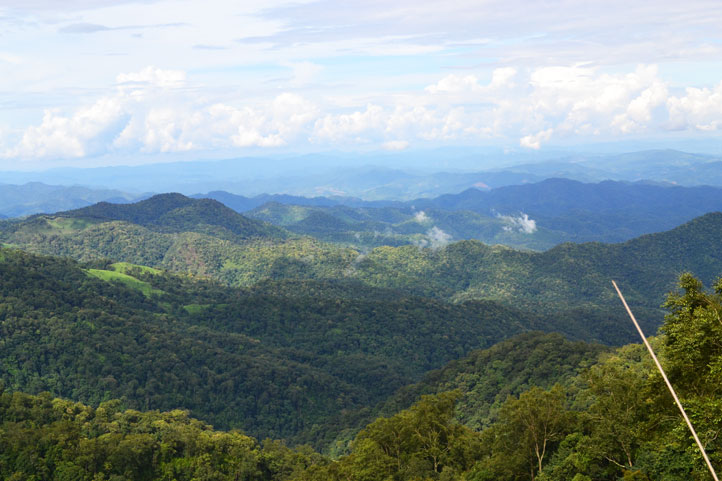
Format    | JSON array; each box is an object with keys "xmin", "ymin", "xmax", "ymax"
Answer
[
  {"xmin": 61, "ymin": 192, "xmax": 288, "ymax": 240},
  {"xmin": 378, "ymin": 332, "xmax": 609, "ymax": 430},
  {"xmin": 0, "ymin": 390, "xmax": 320, "ymax": 481},
  {"xmin": 3, "ymin": 195, "xmax": 722, "ymax": 316},
  {"xmin": 0, "ymin": 246, "xmax": 569, "ymax": 446},
  {"xmin": 4, "ymin": 272, "xmax": 722, "ymax": 480},
  {"xmin": 247, "ymin": 201, "xmax": 565, "ymax": 250},
  {"xmin": 351, "ymin": 212, "xmax": 722, "ymax": 311}
]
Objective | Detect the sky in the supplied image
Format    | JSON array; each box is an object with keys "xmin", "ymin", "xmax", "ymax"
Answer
[{"xmin": 1, "ymin": 0, "xmax": 722, "ymax": 169}]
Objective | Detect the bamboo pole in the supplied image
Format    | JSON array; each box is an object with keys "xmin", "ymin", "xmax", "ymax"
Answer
[{"xmin": 612, "ymin": 280, "xmax": 719, "ymax": 481}]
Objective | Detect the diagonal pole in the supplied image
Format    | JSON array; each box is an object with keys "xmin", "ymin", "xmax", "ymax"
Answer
[{"xmin": 612, "ymin": 280, "xmax": 719, "ymax": 481}]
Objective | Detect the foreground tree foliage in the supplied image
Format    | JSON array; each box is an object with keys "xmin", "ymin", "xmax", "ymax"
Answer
[
  {"xmin": 0, "ymin": 389, "xmax": 323, "ymax": 481},
  {"xmin": 465, "ymin": 272, "xmax": 722, "ymax": 480},
  {"xmin": 298, "ymin": 391, "xmax": 483, "ymax": 481}
]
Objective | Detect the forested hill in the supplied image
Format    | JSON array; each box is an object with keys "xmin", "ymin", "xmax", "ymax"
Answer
[
  {"xmin": 348, "ymin": 211, "xmax": 722, "ymax": 311},
  {"xmin": 58, "ymin": 192, "xmax": 287, "ymax": 239},
  {"xmin": 316, "ymin": 331, "xmax": 610, "ymax": 454},
  {"xmin": 377, "ymin": 332, "xmax": 610, "ymax": 430},
  {"xmin": 207, "ymin": 179, "xmax": 722, "ymax": 249},
  {"xmin": 0, "ymin": 246, "xmax": 573, "ymax": 446},
  {"xmin": 2, "ymin": 200, "xmax": 722, "ymax": 321}
]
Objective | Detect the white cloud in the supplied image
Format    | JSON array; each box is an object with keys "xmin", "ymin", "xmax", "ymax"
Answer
[
  {"xmin": 382, "ymin": 140, "xmax": 410, "ymax": 151},
  {"xmin": 5, "ymin": 61, "xmax": 722, "ymax": 161},
  {"xmin": 312, "ymin": 104, "xmax": 385, "ymax": 143},
  {"xmin": 667, "ymin": 81, "xmax": 722, "ymax": 131},
  {"xmin": 9, "ymin": 97, "xmax": 127, "ymax": 158},
  {"xmin": 520, "ymin": 129, "xmax": 553, "ymax": 149},
  {"xmin": 413, "ymin": 225, "xmax": 452, "ymax": 249},
  {"xmin": 304, "ymin": 63, "xmax": 719, "ymax": 150},
  {"xmin": 117, "ymin": 66, "xmax": 186, "ymax": 89},
  {"xmin": 426, "ymin": 226, "xmax": 452, "ymax": 248},
  {"xmin": 425, "ymin": 67, "xmax": 517, "ymax": 96},
  {"xmin": 4, "ymin": 66, "xmax": 322, "ymax": 159},
  {"xmin": 426, "ymin": 74, "xmax": 481, "ymax": 95},
  {"xmin": 498, "ymin": 213, "xmax": 537, "ymax": 234},
  {"xmin": 414, "ymin": 210, "xmax": 430, "ymax": 223}
]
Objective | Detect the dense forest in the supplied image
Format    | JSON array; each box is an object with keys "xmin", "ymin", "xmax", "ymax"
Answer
[
  {"xmin": 2, "ymin": 272, "xmax": 722, "ymax": 480},
  {"xmin": 0, "ymin": 245, "xmax": 589, "ymax": 447}
]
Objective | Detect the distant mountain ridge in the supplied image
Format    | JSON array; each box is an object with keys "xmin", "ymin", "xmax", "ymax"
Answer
[
  {"xmin": 487, "ymin": 149, "xmax": 722, "ymax": 185},
  {"xmin": 414, "ymin": 178, "xmax": 722, "ymax": 242},
  {"xmin": 58, "ymin": 192, "xmax": 287, "ymax": 240},
  {"xmin": 4, "ymin": 149, "xmax": 722, "ymax": 199},
  {"xmin": 191, "ymin": 190, "xmax": 402, "ymax": 212},
  {"xmin": 195, "ymin": 178, "xmax": 722, "ymax": 250},
  {"xmin": 0, "ymin": 182, "xmax": 140, "ymax": 218}
]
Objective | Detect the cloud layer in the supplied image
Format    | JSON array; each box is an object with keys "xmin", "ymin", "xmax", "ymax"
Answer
[
  {"xmin": 1, "ymin": 1, "xmax": 721, "ymax": 164},
  {"xmin": 4, "ymin": 63, "xmax": 722, "ymax": 161}
]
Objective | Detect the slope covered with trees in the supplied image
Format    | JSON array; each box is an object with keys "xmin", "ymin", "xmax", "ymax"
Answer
[
  {"xmin": 59, "ymin": 192, "xmax": 288, "ymax": 240},
  {"xmin": 3, "ymin": 196, "xmax": 722, "ymax": 319},
  {"xmin": 203, "ymin": 179, "xmax": 722, "ymax": 250},
  {"xmin": 0, "ymin": 246, "xmax": 573, "ymax": 446},
  {"xmin": 4, "ymin": 272, "xmax": 722, "ymax": 480},
  {"xmin": 303, "ymin": 273, "xmax": 722, "ymax": 480}
]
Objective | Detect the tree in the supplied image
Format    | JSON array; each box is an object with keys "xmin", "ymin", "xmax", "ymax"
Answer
[
  {"xmin": 308, "ymin": 391, "xmax": 482, "ymax": 481},
  {"xmin": 660, "ymin": 273, "xmax": 722, "ymax": 480},
  {"xmin": 484, "ymin": 385, "xmax": 571, "ymax": 480}
]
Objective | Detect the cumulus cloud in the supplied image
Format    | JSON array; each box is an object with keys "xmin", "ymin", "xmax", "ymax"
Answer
[
  {"xmin": 305, "ymin": 63, "xmax": 709, "ymax": 150},
  {"xmin": 520, "ymin": 129, "xmax": 553, "ymax": 150},
  {"xmin": 667, "ymin": 81, "xmax": 722, "ymax": 131},
  {"xmin": 4, "ymin": 66, "xmax": 320, "ymax": 159},
  {"xmin": 498, "ymin": 213, "xmax": 537, "ymax": 234},
  {"xmin": 312, "ymin": 104, "xmax": 385, "ymax": 143},
  {"xmin": 117, "ymin": 66, "xmax": 186, "ymax": 89},
  {"xmin": 5, "ymin": 62, "xmax": 722, "ymax": 160},
  {"xmin": 426, "ymin": 67, "xmax": 517, "ymax": 96},
  {"xmin": 9, "ymin": 98, "xmax": 128, "ymax": 158}
]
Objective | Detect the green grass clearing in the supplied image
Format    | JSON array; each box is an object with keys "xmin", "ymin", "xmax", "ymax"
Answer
[
  {"xmin": 110, "ymin": 262, "xmax": 162, "ymax": 275},
  {"xmin": 183, "ymin": 303, "xmax": 211, "ymax": 315},
  {"xmin": 86, "ymin": 268, "xmax": 165, "ymax": 298}
]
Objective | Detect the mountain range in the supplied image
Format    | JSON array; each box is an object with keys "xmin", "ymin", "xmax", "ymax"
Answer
[
  {"xmin": 3, "ymin": 149, "xmax": 722, "ymax": 201},
  {"xmin": 2, "ymin": 176, "xmax": 722, "ymax": 479},
  {"xmin": 4, "ymin": 193, "xmax": 722, "ymax": 342}
]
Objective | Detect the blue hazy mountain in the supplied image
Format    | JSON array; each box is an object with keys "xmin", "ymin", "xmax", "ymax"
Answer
[
  {"xmin": 0, "ymin": 182, "xmax": 141, "ymax": 218},
  {"xmin": 197, "ymin": 179, "xmax": 722, "ymax": 250},
  {"xmin": 3, "ymin": 149, "xmax": 721, "ymax": 200}
]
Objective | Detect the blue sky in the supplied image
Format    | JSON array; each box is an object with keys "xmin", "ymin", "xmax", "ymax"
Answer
[{"xmin": 1, "ymin": 0, "xmax": 722, "ymax": 168}]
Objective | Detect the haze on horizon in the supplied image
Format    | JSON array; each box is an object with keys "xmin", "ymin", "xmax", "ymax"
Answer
[{"xmin": 1, "ymin": 0, "xmax": 722, "ymax": 171}]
